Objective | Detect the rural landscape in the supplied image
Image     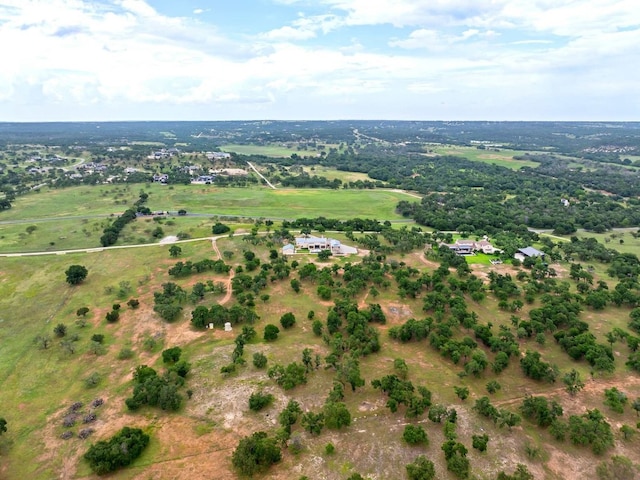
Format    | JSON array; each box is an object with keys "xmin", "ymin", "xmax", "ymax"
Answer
[{"xmin": 2, "ymin": 120, "xmax": 640, "ymax": 480}]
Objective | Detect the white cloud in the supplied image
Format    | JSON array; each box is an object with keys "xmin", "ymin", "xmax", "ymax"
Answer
[
  {"xmin": 0, "ymin": 0, "xmax": 639, "ymax": 120},
  {"xmin": 193, "ymin": 8, "xmax": 204, "ymax": 15}
]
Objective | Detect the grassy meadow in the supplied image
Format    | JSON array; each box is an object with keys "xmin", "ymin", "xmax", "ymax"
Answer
[{"xmin": 428, "ymin": 145, "xmax": 541, "ymax": 169}]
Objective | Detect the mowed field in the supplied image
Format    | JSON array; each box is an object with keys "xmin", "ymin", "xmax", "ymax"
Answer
[
  {"xmin": 427, "ymin": 145, "xmax": 541, "ymax": 169},
  {"xmin": 0, "ymin": 185, "xmax": 409, "ymax": 222},
  {"xmin": 0, "ymin": 185, "xmax": 412, "ymax": 252}
]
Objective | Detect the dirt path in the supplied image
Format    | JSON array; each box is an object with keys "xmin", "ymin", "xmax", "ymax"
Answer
[
  {"xmin": 211, "ymin": 236, "xmax": 234, "ymax": 305},
  {"xmin": 413, "ymin": 251, "xmax": 441, "ymax": 269},
  {"xmin": 246, "ymin": 161, "xmax": 276, "ymax": 189},
  {"xmin": 494, "ymin": 374, "xmax": 640, "ymax": 411},
  {"xmin": 388, "ymin": 188, "xmax": 422, "ymax": 200}
]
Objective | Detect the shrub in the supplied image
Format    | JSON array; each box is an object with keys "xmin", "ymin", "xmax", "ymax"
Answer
[
  {"xmin": 253, "ymin": 352, "xmax": 268, "ymax": 369},
  {"xmin": 403, "ymin": 424, "xmax": 428, "ymax": 445},
  {"xmin": 280, "ymin": 312, "xmax": 296, "ymax": 329},
  {"xmin": 117, "ymin": 348, "xmax": 135, "ymax": 360},
  {"xmin": 84, "ymin": 427, "xmax": 150, "ymax": 475},
  {"xmin": 249, "ymin": 391, "xmax": 274, "ymax": 412},
  {"xmin": 91, "ymin": 334, "xmax": 104, "ymax": 344},
  {"xmin": 472, "ymin": 434, "xmax": 489, "ymax": 452},
  {"xmin": 162, "ymin": 346, "xmax": 182, "ymax": 364},
  {"xmin": 84, "ymin": 372, "xmax": 102, "ymax": 389},
  {"xmin": 231, "ymin": 431, "xmax": 281, "ymax": 476},
  {"xmin": 53, "ymin": 323, "xmax": 67, "ymax": 337},
  {"xmin": 264, "ymin": 324, "xmax": 280, "ymax": 341},
  {"xmin": 406, "ymin": 455, "xmax": 436, "ymax": 480}
]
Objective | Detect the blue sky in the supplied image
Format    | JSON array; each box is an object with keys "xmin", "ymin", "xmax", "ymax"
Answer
[{"xmin": 0, "ymin": 0, "xmax": 638, "ymax": 121}]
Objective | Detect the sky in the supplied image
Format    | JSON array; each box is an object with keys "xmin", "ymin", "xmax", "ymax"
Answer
[{"xmin": 0, "ymin": 0, "xmax": 638, "ymax": 121}]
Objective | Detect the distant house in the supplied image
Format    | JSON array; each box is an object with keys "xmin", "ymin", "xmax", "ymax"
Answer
[
  {"xmin": 514, "ymin": 247, "xmax": 545, "ymax": 262},
  {"xmin": 206, "ymin": 151, "xmax": 232, "ymax": 160},
  {"xmin": 441, "ymin": 238, "xmax": 501, "ymax": 255},
  {"xmin": 152, "ymin": 173, "xmax": 168, "ymax": 184},
  {"xmin": 284, "ymin": 235, "xmax": 357, "ymax": 256},
  {"xmin": 191, "ymin": 175, "xmax": 215, "ymax": 184}
]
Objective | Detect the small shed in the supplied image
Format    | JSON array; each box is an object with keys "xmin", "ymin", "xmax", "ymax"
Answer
[{"xmin": 224, "ymin": 322, "xmax": 232, "ymax": 332}]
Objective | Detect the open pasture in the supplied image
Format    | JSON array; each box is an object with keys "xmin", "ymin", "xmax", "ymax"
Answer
[
  {"xmin": 428, "ymin": 145, "xmax": 541, "ymax": 169},
  {"xmin": 1, "ymin": 185, "xmax": 409, "ymax": 224}
]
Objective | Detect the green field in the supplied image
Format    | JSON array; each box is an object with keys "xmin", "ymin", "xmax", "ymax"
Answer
[
  {"xmin": 1, "ymin": 185, "xmax": 410, "ymax": 222},
  {"xmin": 301, "ymin": 165, "xmax": 373, "ymax": 183},
  {"xmin": 428, "ymin": 145, "xmax": 541, "ymax": 169},
  {"xmin": 0, "ymin": 185, "xmax": 412, "ymax": 252},
  {"xmin": 220, "ymin": 143, "xmax": 309, "ymax": 158}
]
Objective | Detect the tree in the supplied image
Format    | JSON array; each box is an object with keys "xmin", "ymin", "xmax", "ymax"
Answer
[
  {"xmin": 264, "ymin": 324, "xmax": 280, "ymax": 341},
  {"xmin": 301, "ymin": 411, "xmax": 324, "ymax": 435},
  {"xmin": 403, "ymin": 424, "xmax": 428, "ymax": 445},
  {"xmin": 212, "ymin": 223, "xmax": 231, "ymax": 234},
  {"xmin": 317, "ymin": 250, "xmax": 332, "ymax": 261},
  {"xmin": 486, "ymin": 380, "xmax": 501, "ymax": 394},
  {"xmin": 596, "ymin": 455, "xmax": 639, "ymax": 480},
  {"xmin": 472, "ymin": 434, "xmax": 489, "ymax": 452},
  {"xmin": 253, "ymin": 352, "xmax": 267, "ymax": 369},
  {"xmin": 162, "ymin": 346, "xmax": 182, "ymax": 364},
  {"xmin": 280, "ymin": 312, "xmax": 296, "ymax": 329},
  {"xmin": 84, "ymin": 427, "xmax": 150, "ymax": 475},
  {"xmin": 65, "ymin": 265, "xmax": 88, "ymax": 285},
  {"xmin": 290, "ymin": 279, "xmax": 301, "ymax": 293},
  {"xmin": 0, "ymin": 417, "xmax": 6, "ymax": 435},
  {"xmin": 53, "ymin": 323, "xmax": 67, "ymax": 337},
  {"xmin": 231, "ymin": 431, "xmax": 281, "ymax": 477},
  {"xmin": 323, "ymin": 402, "xmax": 351, "ymax": 429},
  {"xmin": 249, "ymin": 391, "xmax": 275, "ymax": 411},
  {"xmin": 127, "ymin": 298, "xmax": 140, "ymax": 309},
  {"xmin": 632, "ymin": 397, "xmax": 640, "ymax": 416},
  {"xmin": 620, "ymin": 424, "xmax": 636, "ymax": 440},
  {"xmin": 76, "ymin": 307, "xmax": 90, "ymax": 317},
  {"xmin": 454, "ymin": 386, "xmax": 469, "ymax": 401},
  {"xmin": 105, "ymin": 310, "xmax": 120, "ymax": 323},
  {"xmin": 406, "ymin": 455, "xmax": 436, "ymax": 480},
  {"xmin": 603, "ymin": 387, "xmax": 628, "ymax": 413},
  {"xmin": 563, "ymin": 369, "xmax": 585, "ymax": 396},
  {"xmin": 497, "ymin": 464, "xmax": 534, "ymax": 480},
  {"xmin": 169, "ymin": 245, "xmax": 182, "ymax": 258},
  {"xmin": 34, "ymin": 334, "xmax": 52, "ymax": 350}
]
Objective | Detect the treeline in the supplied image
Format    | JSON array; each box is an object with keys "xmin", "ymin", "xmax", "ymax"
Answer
[{"xmin": 282, "ymin": 217, "xmax": 384, "ymax": 232}]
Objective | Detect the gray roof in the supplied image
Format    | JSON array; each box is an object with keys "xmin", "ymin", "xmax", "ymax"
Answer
[{"xmin": 518, "ymin": 247, "xmax": 545, "ymax": 257}]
